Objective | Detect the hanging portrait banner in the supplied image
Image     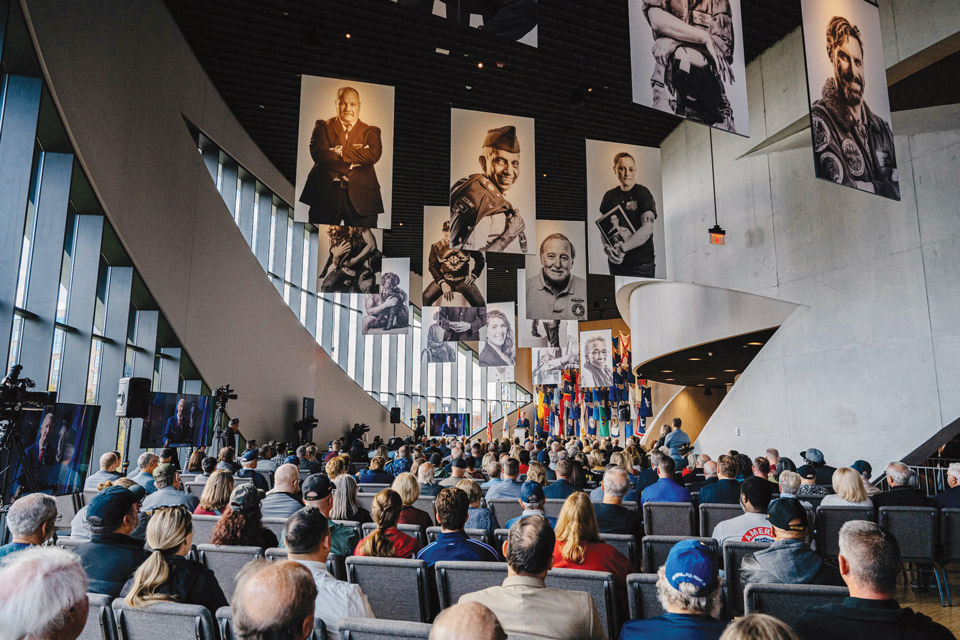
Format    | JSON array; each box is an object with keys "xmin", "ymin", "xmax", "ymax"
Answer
[
  {"xmin": 524, "ymin": 220, "xmax": 588, "ymax": 322},
  {"xmin": 317, "ymin": 226, "xmax": 383, "ymax": 294},
  {"xmin": 361, "ymin": 257, "xmax": 410, "ymax": 335},
  {"xmin": 422, "ymin": 205, "xmax": 487, "ymax": 308},
  {"xmin": 580, "ymin": 329, "xmax": 614, "ymax": 388}
]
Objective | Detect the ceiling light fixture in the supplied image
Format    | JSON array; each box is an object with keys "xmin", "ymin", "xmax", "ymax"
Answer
[
  {"xmin": 688, "ymin": 357, "xmax": 702, "ymax": 361},
  {"xmin": 661, "ymin": 370, "xmax": 673, "ymax": 373},
  {"xmin": 477, "ymin": 62, "xmax": 484, "ymax": 69},
  {"xmin": 746, "ymin": 342, "xmax": 764, "ymax": 346},
  {"xmin": 724, "ymin": 369, "xmax": 737, "ymax": 373},
  {"xmin": 345, "ymin": 33, "xmax": 351, "ymax": 39}
]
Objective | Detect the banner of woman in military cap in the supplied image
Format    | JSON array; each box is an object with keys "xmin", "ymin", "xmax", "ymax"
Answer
[{"xmin": 449, "ymin": 108, "xmax": 536, "ymax": 255}]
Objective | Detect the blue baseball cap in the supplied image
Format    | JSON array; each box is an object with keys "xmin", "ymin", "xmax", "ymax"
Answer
[
  {"xmin": 519, "ymin": 481, "xmax": 544, "ymax": 504},
  {"xmin": 87, "ymin": 485, "xmax": 146, "ymax": 523},
  {"xmin": 664, "ymin": 540, "xmax": 718, "ymax": 596},
  {"xmin": 241, "ymin": 449, "xmax": 258, "ymax": 462},
  {"xmin": 284, "ymin": 455, "xmax": 299, "ymax": 465}
]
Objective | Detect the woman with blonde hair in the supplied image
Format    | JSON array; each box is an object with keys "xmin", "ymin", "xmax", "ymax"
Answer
[
  {"xmin": 354, "ymin": 489, "xmax": 419, "ymax": 558},
  {"xmin": 588, "ymin": 450, "xmax": 605, "ymax": 472},
  {"xmin": 121, "ymin": 506, "xmax": 227, "ymax": 613},
  {"xmin": 357, "ymin": 456, "xmax": 394, "ymax": 484},
  {"xmin": 193, "ymin": 470, "xmax": 234, "ymax": 515},
  {"xmin": 325, "ymin": 455, "xmax": 347, "ymax": 480},
  {"xmin": 526, "ymin": 461, "xmax": 547, "ymax": 486},
  {"xmin": 392, "ymin": 472, "xmax": 433, "ymax": 530},
  {"xmin": 331, "ymin": 474, "xmax": 372, "ymax": 524},
  {"xmin": 820, "ymin": 467, "xmax": 873, "ymax": 506},
  {"xmin": 719, "ymin": 613, "xmax": 799, "ymax": 640}
]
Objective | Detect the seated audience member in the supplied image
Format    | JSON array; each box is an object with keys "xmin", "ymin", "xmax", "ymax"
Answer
[
  {"xmin": 430, "ymin": 602, "xmax": 507, "ymax": 640},
  {"xmin": 933, "ymin": 462, "xmax": 960, "ymax": 509},
  {"xmin": 460, "ymin": 516, "xmax": 605, "ymax": 639},
  {"xmin": 72, "ymin": 478, "xmax": 145, "ymax": 540},
  {"xmin": 800, "ymin": 448, "xmax": 836, "ymax": 485},
  {"xmin": 620, "ymin": 539, "xmax": 727, "ymax": 640},
  {"xmin": 418, "ymin": 461, "xmax": 443, "ymax": 495},
  {"xmin": 712, "ymin": 477, "xmax": 776, "ymax": 545},
  {"xmin": 141, "ymin": 463, "xmax": 200, "ymax": 513},
  {"xmin": 121, "ymin": 505, "xmax": 227, "ymax": 613},
  {"xmin": 322, "ymin": 440, "xmax": 341, "ymax": 463},
  {"xmin": 158, "ymin": 447, "xmax": 181, "ymax": 472},
  {"xmin": 385, "ymin": 445, "xmax": 413, "ymax": 477},
  {"xmin": 741, "ymin": 498, "xmax": 841, "ymax": 587},
  {"xmin": 795, "ymin": 521, "xmax": 953, "ymax": 640},
  {"xmin": 635, "ymin": 452, "xmax": 660, "ymax": 493},
  {"xmin": 357, "ymin": 456, "xmax": 394, "ymax": 484},
  {"xmin": 459, "ymin": 478, "xmax": 499, "ymax": 533},
  {"xmin": 640, "ymin": 455, "xmax": 693, "ymax": 507},
  {"xmin": 593, "ymin": 467, "xmax": 642, "ymax": 539},
  {"xmin": 543, "ymin": 459, "xmax": 578, "ymax": 500},
  {"xmin": 232, "ymin": 560, "xmax": 318, "ymax": 640},
  {"xmin": 210, "ymin": 485, "xmax": 280, "ymax": 548},
  {"xmin": 590, "ymin": 452, "xmax": 638, "ymax": 502},
  {"xmin": 719, "ymin": 613, "xmax": 801, "ymax": 640},
  {"xmin": 776, "ymin": 471, "xmax": 813, "ymax": 511},
  {"xmin": 850, "ymin": 460, "xmax": 880, "ymax": 497},
  {"xmin": 872, "ymin": 462, "xmax": 930, "ymax": 507},
  {"xmin": 775, "ymin": 457, "xmax": 797, "ymax": 477},
  {"xmin": 331, "ymin": 474, "xmax": 371, "ymax": 524},
  {"xmin": 753, "ymin": 457, "xmax": 774, "ymax": 484},
  {"xmin": 235, "ymin": 450, "xmax": 270, "ymax": 491},
  {"xmin": 299, "ymin": 474, "xmax": 359, "ymax": 557},
  {"xmin": 441, "ymin": 458, "xmax": 469, "ymax": 487},
  {"xmin": 698, "ymin": 455, "xmax": 741, "ymax": 504},
  {"xmin": 518, "ymin": 448, "xmax": 531, "ymax": 474},
  {"xmin": 75, "ymin": 485, "xmax": 149, "ymax": 596},
  {"xmin": 83, "ymin": 451, "xmax": 123, "ymax": 489},
  {"xmin": 418, "ymin": 488, "xmax": 499, "ymax": 566},
  {"xmin": 186, "ymin": 448, "xmax": 205, "ymax": 474},
  {"xmin": 130, "ymin": 452, "xmax": 159, "ymax": 493},
  {"xmin": 504, "ymin": 481, "xmax": 557, "ymax": 528},
  {"xmin": 795, "ymin": 465, "xmax": 831, "ymax": 497},
  {"xmin": 0, "ymin": 546, "xmax": 89, "ymax": 640},
  {"xmin": 481, "ymin": 461, "xmax": 503, "ymax": 489},
  {"xmin": 354, "ymin": 489, "xmax": 420, "ymax": 558},
  {"xmin": 260, "ymin": 463, "xmax": 304, "ymax": 519},
  {"xmin": 526, "ymin": 461, "xmax": 548, "ymax": 486},
  {"xmin": 193, "ymin": 469, "xmax": 234, "ymax": 515},
  {"xmin": 485, "ymin": 458, "xmax": 524, "ymax": 500},
  {"xmin": 324, "ymin": 455, "xmax": 347, "ymax": 481},
  {"xmin": 821, "ymin": 467, "xmax": 874, "ymax": 507},
  {"xmin": 688, "ymin": 460, "xmax": 719, "ymax": 493},
  {"xmin": 196, "ymin": 456, "xmax": 218, "ymax": 482},
  {"xmin": 217, "ymin": 446, "xmax": 241, "ymax": 473},
  {"xmin": 257, "ymin": 445, "xmax": 277, "ymax": 472},
  {"xmin": 285, "ymin": 507, "xmax": 375, "ymax": 638},
  {"xmin": 0, "ymin": 493, "xmax": 57, "ymax": 558},
  {"xmin": 392, "ymin": 471, "xmax": 434, "ymax": 529}
]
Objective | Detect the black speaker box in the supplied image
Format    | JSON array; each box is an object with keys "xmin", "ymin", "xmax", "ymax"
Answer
[
  {"xmin": 390, "ymin": 407, "xmax": 401, "ymax": 424},
  {"xmin": 116, "ymin": 377, "xmax": 151, "ymax": 418}
]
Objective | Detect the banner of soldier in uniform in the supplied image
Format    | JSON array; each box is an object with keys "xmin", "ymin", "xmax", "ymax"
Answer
[
  {"xmin": 585, "ymin": 139, "xmax": 665, "ymax": 278},
  {"xmin": 391, "ymin": 0, "xmax": 538, "ymax": 47},
  {"xmin": 800, "ymin": 0, "xmax": 899, "ymax": 200},
  {"xmin": 524, "ymin": 220, "xmax": 588, "ymax": 322},
  {"xmin": 628, "ymin": 0, "xmax": 750, "ymax": 137},
  {"xmin": 449, "ymin": 108, "xmax": 536, "ymax": 256},
  {"xmin": 361, "ymin": 257, "xmax": 410, "ymax": 335},
  {"xmin": 480, "ymin": 301, "xmax": 516, "ymax": 383},
  {"xmin": 317, "ymin": 225, "xmax": 383, "ymax": 294},
  {"xmin": 421, "ymin": 307, "xmax": 458, "ymax": 364},
  {"xmin": 422, "ymin": 205, "xmax": 487, "ymax": 309},
  {"xmin": 294, "ymin": 75, "xmax": 395, "ymax": 228}
]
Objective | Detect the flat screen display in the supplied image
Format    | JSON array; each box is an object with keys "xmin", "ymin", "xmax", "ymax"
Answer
[
  {"xmin": 429, "ymin": 412, "xmax": 470, "ymax": 437},
  {"xmin": 139, "ymin": 392, "xmax": 213, "ymax": 448}
]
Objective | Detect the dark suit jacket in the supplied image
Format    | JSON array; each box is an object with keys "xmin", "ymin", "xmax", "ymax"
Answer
[
  {"xmin": 698, "ymin": 478, "xmax": 741, "ymax": 504},
  {"xmin": 872, "ymin": 486, "xmax": 929, "ymax": 508},
  {"xmin": 299, "ymin": 117, "xmax": 384, "ymax": 222}
]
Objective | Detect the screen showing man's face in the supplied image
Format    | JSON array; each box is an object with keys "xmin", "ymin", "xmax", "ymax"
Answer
[
  {"xmin": 481, "ymin": 148, "xmax": 520, "ymax": 192},
  {"xmin": 615, "ymin": 157, "xmax": 636, "ymax": 189},
  {"xmin": 39, "ymin": 414, "xmax": 54, "ymax": 444},
  {"xmin": 336, "ymin": 91, "xmax": 361, "ymax": 125},
  {"xmin": 540, "ymin": 237, "xmax": 573, "ymax": 287},
  {"xmin": 588, "ymin": 339, "xmax": 608, "ymax": 367},
  {"xmin": 176, "ymin": 399, "xmax": 185, "ymax": 420},
  {"xmin": 832, "ymin": 36, "xmax": 864, "ymax": 107}
]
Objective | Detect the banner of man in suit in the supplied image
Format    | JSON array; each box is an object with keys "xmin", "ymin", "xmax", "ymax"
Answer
[{"xmin": 294, "ymin": 75, "xmax": 395, "ymax": 228}]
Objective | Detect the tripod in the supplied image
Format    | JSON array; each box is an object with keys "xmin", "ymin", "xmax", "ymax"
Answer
[{"xmin": 0, "ymin": 411, "xmax": 42, "ymax": 507}]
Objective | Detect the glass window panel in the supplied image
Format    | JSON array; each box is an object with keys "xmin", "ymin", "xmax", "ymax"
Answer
[
  {"xmin": 268, "ymin": 204, "xmax": 278, "ymax": 273},
  {"xmin": 251, "ymin": 190, "xmax": 260, "ymax": 255},
  {"xmin": 380, "ymin": 336, "xmax": 390, "ymax": 395},
  {"xmin": 363, "ymin": 334, "xmax": 374, "ymax": 391},
  {"xmin": 234, "ymin": 175, "xmax": 242, "ymax": 224},
  {"xmin": 216, "ymin": 159, "xmax": 223, "ymax": 192},
  {"xmin": 331, "ymin": 296, "xmax": 342, "ymax": 364},
  {"xmin": 85, "ymin": 337, "xmax": 105, "ymax": 404},
  {"xmin": 91, "ymin": 259, "xmax": 110, "ymax": 336},
  {"xmin": 301, "ymin": 227, "xmax": 310, "ymax": 288},
  {"xmin": 55, "ymin": 211, "xmax": 78, "ymax": 323},
  {"xmin": 300, "ymin": 292, "xmax": 308, "ymax": 324},
  {"xmin": 427, "ymin": 364, "xmax": 436, "ymax": 398},
  {"xmin": 348, "ymin": 310, "xmax": 359, "ymax": 379},
  {"xmin": 284, "ymin": 218, "xmax": 294, "ymax": 282},
  {"xmin": 48, "ymin": 327, "xmax": 66, "ymax": 391},
  {"xmin": 396, "ymin": 334, "xmax": 406, "ymax": 394},
  {"xmin": 7, "ymin": 315, "xmax": 24, "ymax": 371},
  {"xmin": 123, "ymin": 345, "xmax": 135, "ymax": 379},
  {"xmin": 412, "ymin": 323, "xmax": 421, "ymax": 395},
  {"xmin": 15, "ymin": 147, "xmax": 44, "ymax": 308},
  {"xmin": 316, "ymin": 296, "xmax": 325, "ymax": 344},
  {"xmin": 283, "ymin": 282, "xmax": 291, "ymax": 305}
]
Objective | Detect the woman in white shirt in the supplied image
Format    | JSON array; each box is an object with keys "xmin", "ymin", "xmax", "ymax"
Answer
[{"xmin": 820, "ymin": 467, "xmax": 874, "ymax": 507}]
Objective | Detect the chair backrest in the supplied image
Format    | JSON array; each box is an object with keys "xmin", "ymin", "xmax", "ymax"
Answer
[
  {"xmin": 82, "ymin": 489, "xmax": 99, "ymax": 506},
  {"xmin": 816, "ymin": 505, "xmax": 875, "ymax": 559},
  {"xmin": 877, "ymin": 506, "xmax": 938, "ymax": 563},
  {"xmin": 744, "ymin": 583, "xmax": 849, "ymax": 627},
  {"xmin": 184, "ymin": 482, "xmax": 206, "ymax": 496},
  {"xmin": 197, "ymin": 544, "xmax": 265, "ymax": 600},
  {"xmin": 940, "ymin": 508, "xmax": 960, "ymax": 564},
  {"xmin": 426, "ymin": 526, "xmax": 492, "ymax": 547},
  {"xmin": 179, "ymin": 473, "xmax": 197, "ymax": 484},
  {"xmin": 360, "ymin": 522, "xmax": 427, "ymax": 548},
  {"xmin": 79, "ymin": 593, "xmax": 116, "ymax": 640},
  {"xmin": 698, "ymin": 503, "xmax": 743, "ymax": 537},
  {"xmin": 543, "ymin": 498, "xmax": 567, "ymax": 519},
  {"xmin": 434, "ymin": 561, "xmax": 508, "ymax": 609},
  {"xmin": 112, "ymin": 600, "xmax": 217, "ymax": 640},
  {"xmin": 357, "ymin": 483, "xmax": 391, "ymax": 494},
  {"xmin": 233, "ymin": 476, "xmax": 253, "ymax": 486},
  {"xmin": 339, "ymin": 618, "xmax": 432, "ymax": 640},
  {"xmin": 261, "ymin": 517, "xmax": 288, "ymax": 543},
  {"xmin": 267, "ymin": 548, "xmax": 346, "ymax": 581},
  {"xmin": 641, "ymin": 536, "xmax": 719, "ymax": 574},
  {"xmin": 346, "ymin": 556, "xmax": 433, "ymax": 622},
  {"xmin": 54, "ymin": 494, "xmax": 81, "ymax": 533},
  {"xmin": 625, "ymin": 573, "xmax": 663, "ymax": 620},
  {"xmin": 56, "ymin": 536, "xmax": 85, "ymax": 549},
  {"xmin": 412, "ymin": 497, "xmax": 438, "ymax": 525},
  {"xmin": 357, "ymin": 493, "xmax": 376, "ymax": 515},
  {"xmin": 544, "ymin": 568, "xmax": 618, "ymax": 640},
  {"xmin": 493, "ymin": 528, "xmax": 510, "ymax": 551},
  {"xmin": 253, "ymin": 469, "xmax": 273, "ymax": 489},
  {"xmin": 722, "ymin": 540, "xmax": 771, "ymax": 617},
  {"xmin": 599, "ymin": 533, "xmax": 639, "ymax": 571},
  {"xmin": 643, "ymin": 502, "xmax": 696, "ymax": 536},
  {"xmin": 804, "ymin": 495, "xmax": 825, "ymax": 510},
  {"xmin": 217, "ymin": 605, "xmax": 327, "ymax": 640},
  {"xmin": 487, "ymin": 499, "xmax": 524, "ymax": 527},
  {"xmin": 190, "ymin": 514, "xmax": 221, "ymax": 546}
]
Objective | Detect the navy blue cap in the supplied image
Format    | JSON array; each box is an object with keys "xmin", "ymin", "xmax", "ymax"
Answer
[
  {"xmin": 519, "ymin": 481, "xmax": 544, "ymax": 504},
  {"xmin": 284, "ymin": 455, "xmax": 299, "ymax": 465},
  {"xmin": 87, "ymin": 485, "xmax": 145, "ymax": 523},
  {"xmin": 241, "ymin": 450, "xmax": 258, "ymax": 462},
  {"xmin": 851, "ymin": 460, "xmax": 872, "ymax": 476},
  {"xmin": 664, "ymin": 539, "xmax": 718, "ymax": 596}
]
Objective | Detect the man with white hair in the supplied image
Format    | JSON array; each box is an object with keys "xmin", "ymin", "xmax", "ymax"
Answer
[
  {"xmin": 431, "ymin": 602, "xmax": 507, "ymax": 640},
  {"xmin": 688, "ymin": 460, "xmax": 719, "ymax": 493},
  {"xmin": 933, "ymin": 462, "xmax": 960, "ymax": 508},
  {"xmin": 593, "ymin": 467, "xmax": 641, "ymax": 539},
  {"xmin": 872, "ymin": 462, "xmax": 929, "ymax": 508},
  {"xmin": 129, "ymin": 451, "xmax": 159, "ymax": 493},
  {"xmin": 420, "ymin": 461, "xmax": 442, "ymax": 495},
  {"xmin": 83, "ymin": 451, "xmax": 123, "ymax": 489},
  {"xmin": 0, "ymin": 493, "xmax": 58, "ymax": 558},
  {"xmin": 0, "ymin": 546, "xmax": 89, "ymax": 640}
]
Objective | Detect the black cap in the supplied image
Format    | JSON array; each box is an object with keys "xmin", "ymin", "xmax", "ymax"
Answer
[
  {"xmin": 302, "ymin": 474, "xmax": 335, "ymax": 501},
  {"xmin": 767, "ymin": 498, "xmax": 808, "ymax": 531},
  {"xmin": 229, "ymin": 484, "xmax": 261, "ymax": 514},
  {"xmin": 451, "ymin": 458, "xmax": 466, "ymax": 469},
  {"xmin": 796, "ymin": 465, "xmax": 816, "ymax": 480}
]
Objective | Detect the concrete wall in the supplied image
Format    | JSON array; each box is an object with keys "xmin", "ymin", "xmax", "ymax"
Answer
[
  {"xmin": 22, "ymin": 0, "xmax": 396, "ymax": 449},
  {"xmin": 660, "ymin": 2, "xmax": 960, "ymax": 474}
]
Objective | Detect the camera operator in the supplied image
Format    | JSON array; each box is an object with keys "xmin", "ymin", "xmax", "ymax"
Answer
[{"xmin": 216, "ymin": 417, "xmax": 241, "ymax": 453}]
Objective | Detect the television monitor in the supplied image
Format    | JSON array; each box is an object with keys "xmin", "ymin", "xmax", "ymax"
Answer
[
  {"xmin": 139, "ymin": 392, "xmax": 214, "ymax": 448},
  {"xmin": 1, "ymin": 403, "xmax": 101, "ymax": 500},
  {"xmin": 429, "ymin": 412, "xmax": 470, "ymax": 437}
]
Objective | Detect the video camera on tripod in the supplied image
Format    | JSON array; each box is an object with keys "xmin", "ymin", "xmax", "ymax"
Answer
[
  {"xmin": 215, "ymin": 385, "xmax": 237, "ymax": 409},
  {"xmin": 0, "ymin": 365, "xmax": 57, "ymax": 499}
]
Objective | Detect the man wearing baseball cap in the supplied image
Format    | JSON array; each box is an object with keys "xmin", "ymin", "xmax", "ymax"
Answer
[
  {"xmin": 75, "ymin": 485, "xmax": 149, "ymax": 596},
  {"xmin": 741, "ymin": 498, "xmax": 842, "ymax": 589},
  {"xmin": 620, "ymin": 539, "xmax": 727, "ymax": 639},
  {"xmin": 235, "ymin": 449, "xmax": 269, "ymax": 491},
  {"xmin": 140, "ymin": 462, "xmax": 199, "ymax": 514},
  {"xmin": 800, "ymin": 448, "xmax": 836, "ymax": 485},
  {"xmin": 504, "ymin": 481, "xmax": 556, "ymax": 529},
  {"xmin": 290, "ymin": 474, "xmax": 359, "ymax": 558}
]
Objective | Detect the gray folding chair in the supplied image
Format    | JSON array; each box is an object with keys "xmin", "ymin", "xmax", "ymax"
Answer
[
  {"xmin": 493, "ymin": 529, "xmax": 510, "ymax": 551},
  {"xmin": 184, "ymin": 482, "xmax": 207, "ymax": 496},
  {"xmin": 55, "ymin": 494, "xmax": 81, "ymax": 534},
  {"xmin": 361, "ymin": 522, "xmax": 427, "ymax": 548},
  {"xmin": 815, "ymin": 505, "xmax": 874, "ymax": 560},
  {"xmin": 543, "ymin": 498, "xmax": 567, "ymax": 519},
  {"xmin": 82, "ymin": 490, "xmax": 99, "ymax": 506},
  {"xmin": 179, "ymin": 473, "xmax": 197, "ymax": 484},
  {"xmin": 545, "ymin": 568, "xmax": 618, "ymax": 640},
  {"xmin": 698, "ymin": 503, "xmax": 743, "ymax": 538},
  {"xmin": 339, "ymin": 618, "xmax": 432, "ymax": 639},
  {"xmin": 722, "ymin": 540, "xmax": 771, "ymax": 617},
  {"xmin": 426, "ymin": 526, "xmax": 492, "ymax": 547},
  {"xmin": 262, "ymin": 517, "xmax": 287, "ymax": 543},
  {"xmin": 217, "ymin": 606, "xmax": 327, "ymax": 640},
  {"xmin": 621, "ymin": 501, "xmax": 638, "ymax": 512},
  {"xmin": 191, "ymin": 514, "xmax": 221, "ymax": 545},
  {"xmin": 878, "ymin": 505, "xmax": 947, "ymax": 606},
  {"xmin": 434, "ymin": 561, "xmax": 508, "ymax": 609},
  {"xmin": 346, "ymin": 556, "xmax": 433, "ymax": 622},
  {"xmin": 939, "ymin": 508, "xmax": 960, "ymax": 606},
  {"xmin": 357, "ymin": 483, "xmax": 391, "ymax": 494},
  {"xmin": 56, "ymin": 536, "xmax": 85, "ymax": 549},
  {"xmin": 599, "ymin": 533, "xmax": 640, "ymax": 571},
  {"xmin": 112, "ymin": 601, "xmax": 217, "ymax": 640},
  {"xmin": 333, "ymin": 519, "xmax": 363, "ymax": 543},
  {"xmin": 413, "ymin": 496, "xmax": 438, "ymax": 525},
  {"xmin": 197, "ymin": 544, "xmax": 264, "ymax": 600},
  {"xmin": 253, "ymin": 469, "xmax": 273, "ymax": 489},
  {"xmin": 626, "ymin": 573, "xmax": 663, "ymax": 620},
  {"xmin": 643, "ymin": 502, "xmax": 696, "ymax": 536},
  {"xmin": 744, "ymin": 583, "xmax": 849, "ymax": 626},
  {"xmin": 641, "ymin": 536, "xmax": 718, "ymax": 574},
  {"xmin": 79, "ymin": 593, "xmax": 117, "ymax": 640},
  {"xmin": 357, "ymin": 493, "xmax": 376, "ymax": 515},
  {"xmin": 487, "ymin": 499, "xmax": 524, "ymax": 527}
]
